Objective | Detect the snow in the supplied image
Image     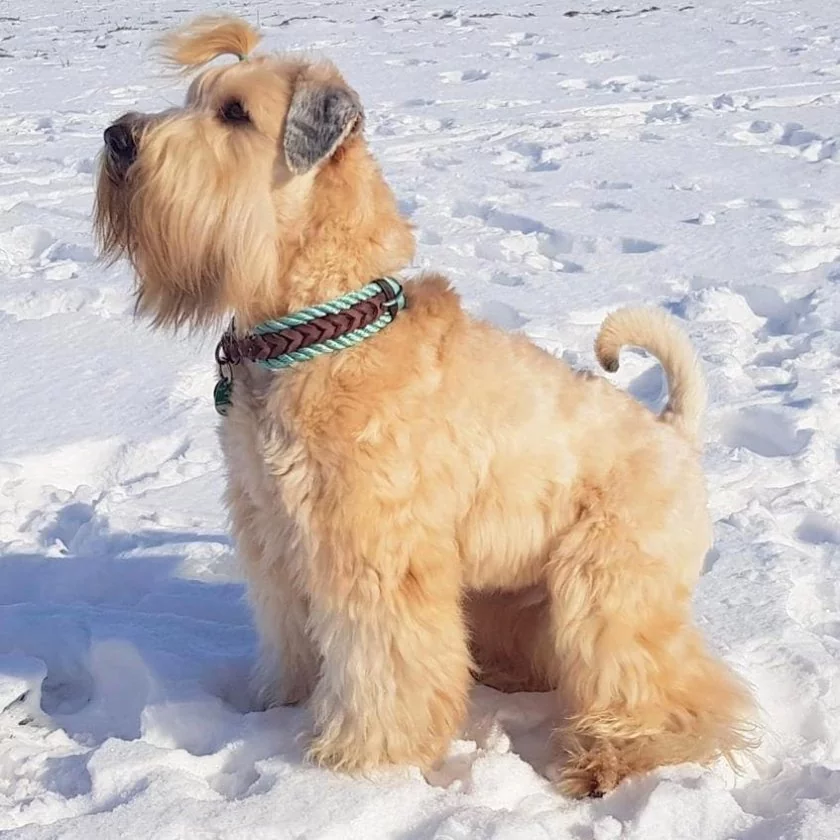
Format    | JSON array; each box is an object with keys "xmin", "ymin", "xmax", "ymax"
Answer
[{"xmin": 1, "ymin": 0, "xmax": 840, "ymax": 837}]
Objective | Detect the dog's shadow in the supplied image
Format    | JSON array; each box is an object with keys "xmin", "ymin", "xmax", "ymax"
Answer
[
  {"xmin": 0, "ymin": 504, "xmax": 249, "ymax": 740},
  {"xmin": 1, "ymin": 503, "xmax": 559, "ymax": 800}
]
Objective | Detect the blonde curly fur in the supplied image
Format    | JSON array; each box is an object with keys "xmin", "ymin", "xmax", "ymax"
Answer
[
  {"xmin": 157, "ymin": 14, "xmax": 262, "ymax": 68},
  {"xmin": 94, "ymin": 15, "xmax": 757, "ymax": 797}
]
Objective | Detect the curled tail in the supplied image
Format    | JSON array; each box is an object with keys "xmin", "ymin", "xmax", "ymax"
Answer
[{"xmin": 594, "ymin": 307, "xmax": 707, "ymax": 441}]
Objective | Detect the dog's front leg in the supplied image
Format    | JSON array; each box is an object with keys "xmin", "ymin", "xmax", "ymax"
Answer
[
  {"xmin": 228, "ymin": 487, "xmax": 319, "ymax": 709},
  {"xmin": 304, "ymin": 540, "xmax": 472, "ymax": 773},
  {"xmin": 247, "ymin": 560, "xmax": 318, "ymax": 710}
]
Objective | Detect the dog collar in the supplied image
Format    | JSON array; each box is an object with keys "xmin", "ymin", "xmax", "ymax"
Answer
[{"xmin": 213, "ymin": 276, "xmax": 406, "ymax": 415}]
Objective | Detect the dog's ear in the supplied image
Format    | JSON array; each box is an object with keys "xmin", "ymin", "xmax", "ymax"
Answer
[{"xmin": 283, "ymin": 83, "xmax": 363, "ymax": 175}]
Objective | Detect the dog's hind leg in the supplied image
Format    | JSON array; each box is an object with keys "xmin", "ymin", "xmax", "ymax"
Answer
[{"xmin": 543, "ymin": 514, "xmax": 755, "ymax": 798}]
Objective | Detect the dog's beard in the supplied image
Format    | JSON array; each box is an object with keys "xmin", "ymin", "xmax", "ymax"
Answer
[
  {"xmin": 93, "ymin": 119, "xmax": 280, "ymax": 332},
  {"xmin": 93, "ymin": 152, "xmax": 134, "ymax": 265}
]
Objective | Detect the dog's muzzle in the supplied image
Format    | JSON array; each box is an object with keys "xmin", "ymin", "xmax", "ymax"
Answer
[{"xmin": 104, "ymin": 121, "xmax": 138, "ymax": 169}]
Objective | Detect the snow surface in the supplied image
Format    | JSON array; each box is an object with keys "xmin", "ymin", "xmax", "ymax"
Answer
[{"xmin": 1, "ymin": 1, "xmax": 840, "ymax": 837}]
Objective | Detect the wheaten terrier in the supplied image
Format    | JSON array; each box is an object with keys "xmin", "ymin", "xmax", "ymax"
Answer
[{"xmin": 94, "ymin": 15, "xmax": 756, "ymax": 797}]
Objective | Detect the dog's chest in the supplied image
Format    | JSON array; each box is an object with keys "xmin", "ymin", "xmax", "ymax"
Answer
[{"xmin": 219, "ymin": 371, "xmax": 318, "ymax": 569}]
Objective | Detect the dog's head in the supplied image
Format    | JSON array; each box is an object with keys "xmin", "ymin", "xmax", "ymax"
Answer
[{"xmin": 94, "ymin": 15, "xmax": 414, "ymax": 330}]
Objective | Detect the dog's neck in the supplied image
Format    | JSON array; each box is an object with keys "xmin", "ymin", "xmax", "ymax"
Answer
[{"xmin": 239, "ymin": 142, "xmax": 415, "ymax": 329}]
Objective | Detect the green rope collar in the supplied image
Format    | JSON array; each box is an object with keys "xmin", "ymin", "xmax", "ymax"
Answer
[{"xmin": 214, "ymin": 276, "xmax": 406, "ymax": 415}]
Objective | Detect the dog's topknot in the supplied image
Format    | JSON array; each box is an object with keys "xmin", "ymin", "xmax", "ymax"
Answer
[{"xmin": 157, "ymin": 15, "xmax": 262, "ymax": 70}]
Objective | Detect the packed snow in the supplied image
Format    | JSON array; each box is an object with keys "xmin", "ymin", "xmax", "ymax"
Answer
[{"xmin": 1, "ymin": 0, "xmax": 840, "ymax": 837}]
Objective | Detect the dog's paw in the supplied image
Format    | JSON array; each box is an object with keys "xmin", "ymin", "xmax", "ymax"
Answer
[
  {"xmin": 306, "ymin": 717, "xmax": 444, "ymax": 774},
  {"xmin": 251, "ymin": 669, "xmax": 315, "ymax": 711},
  {"xmin": 548, "ymin": 761, "xmax": 615, "ymax": 798},
  {"xmin": 306, "ymin": 731, "xmax": 376, "ymax": 774},
  {"xmin": 547, "ymin": 741, "xmax": 625, "ymax": 799}
]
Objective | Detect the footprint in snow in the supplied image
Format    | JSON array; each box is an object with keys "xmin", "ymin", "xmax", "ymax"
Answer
[
  {"xmin": 738, "ymin": 285, "xmax": 817, "ymax": 336},
  {"xmin": 579, "ymin": 49, "xmax": 622, "ymax": 64},
  {"xmin": 722, "ymin": 406, "xmax": 813, "ymax": 458},
  {"xmin": 0, "ymin": 654, "xmax": 48, "ymax": 724},
  {"xmin": 402, "ymin": 97, "xmax": 437, "ymax": 108},
  {"xmin": 620, "ymin": 237, "xmax": 662, "ymax": 254},
  {"xmin": 646, "ymin": 102, "xmax": 692, "ymax": 123},
  {"xmin": 0, "ymin": 225, "xmax": 56, "ymax": 268},
  {"xmin": 586, "ymin": 74, "xmax": 659, "ymax": 93},
  {"xmin": 594, "ymin": 180, "xmax": 633, "ymax": 190},
  {"xmin": 495, "ymin": 31, "xmax": 541, "ymax": 47},
  {"xmin": 734, "ymin": 119, "xmax": 838, "ymax": 162},
  {"xmin": 796, "ymin": 513, "xmax": 840, "ymax": 546},
  {"xmin": 593, "ymin": 201, "xmax": 631, "ymax": 212},
  {"xmin": 498, "ymin": 140, "xmax": 563, "ymax": 172},
  {"xmin": 439, "ymin": 69, "xmax": 490, "ymax": 83},
  {"xmin": 488, "ymin": 271, "xmax": 524, "ymax": 287},
  {"xmin": 479, "ymin": 300, "xmax": 528, "ymax": 330}
]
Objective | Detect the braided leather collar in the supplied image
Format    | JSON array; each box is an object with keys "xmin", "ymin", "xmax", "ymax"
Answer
[{"xmin": 213, "ymin": 277, "xmax": 406, "ymax": 415}]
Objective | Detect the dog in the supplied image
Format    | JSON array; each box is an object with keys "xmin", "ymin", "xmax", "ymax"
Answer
[{"xmin": 94, "ymin": 15, "xmax": 756, "ymax": 797}]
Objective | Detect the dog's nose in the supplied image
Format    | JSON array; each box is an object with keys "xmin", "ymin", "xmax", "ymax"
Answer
[{"xmin": 104, "ymin": 123, "xmax": 136, "ymax": 164}]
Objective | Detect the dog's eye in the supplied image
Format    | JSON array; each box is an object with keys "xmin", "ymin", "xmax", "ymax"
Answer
[{"xmin": 219, "ymin": 99, "xmax": 250, "ymax": 125}]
